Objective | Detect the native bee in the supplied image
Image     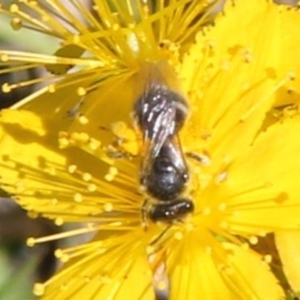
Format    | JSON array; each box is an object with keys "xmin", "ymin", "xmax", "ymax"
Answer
[{"xmin": 134, "ymin": 70, "xmax": 194, "ymax": 223}]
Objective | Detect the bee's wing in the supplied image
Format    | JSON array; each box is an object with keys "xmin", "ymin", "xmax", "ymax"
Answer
[
  {"xmin": 146, "ymin": 102, "xmax": 176, "ymax": 155},
  {"xmin": 140, "ymin": 98, "xmax": 177, "ymax": 178},
  {"xmin": 164, "ymin": 134, "xmax": 188, "ymax": 172}
]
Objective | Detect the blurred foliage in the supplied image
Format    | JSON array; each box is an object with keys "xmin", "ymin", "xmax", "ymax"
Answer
[
  {"xmin": 0, "ymin": 16, "xmax": 58, "ymax": 54},
  {"xmin": 0, "ymin": 199, "xmax": 59, "ymax": 299},
  {"xmin": 0, "ymin": 248, "xmax": 36, "ymax": 300}
]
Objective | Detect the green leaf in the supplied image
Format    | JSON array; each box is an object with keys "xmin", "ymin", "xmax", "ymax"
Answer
[{"xmin": 0, "ymin": 249, "xmax": 37, "ymax": 300}]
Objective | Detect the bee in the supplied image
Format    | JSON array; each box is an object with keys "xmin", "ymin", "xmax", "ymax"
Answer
[{"xmin": 134, "ymin": 71, "xmax": 194, "ymax": 223}]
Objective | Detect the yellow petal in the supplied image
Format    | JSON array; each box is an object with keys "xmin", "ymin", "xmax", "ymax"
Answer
[
  {"xmin": 168, "ymin": 230, "xmax": 232, "ymax": 300},
  {"xmin": 168, "ymin": 230, "xmax": 283, "ymax": 300},
  {"xmin": 220, "ymin": 117, "xmax": 300, "ymax": 233},
  {"xmin": 181, "ymin": 0, "xmax": 300, "ymax": 172},
  {"xmin": 275, "ymin": 230, "xmax": 300, "ymax": 293},
  {"xmin": 0, "ymin": 109, "xmax": 140, "ymax": 223},
  {"xmin": 0, "ymin": 109, "xmax": 46, "ymax": 136},
  {"xmin": 13, "ymin": 71, "xmax": 138, "ymax": 149},
  {"xmin": 34, "ymin": 231, "xmax": 154, "ymax": 300},
  {"xmin": 204, "ymin": 0, "xmax": 300, "ymax": 99}
]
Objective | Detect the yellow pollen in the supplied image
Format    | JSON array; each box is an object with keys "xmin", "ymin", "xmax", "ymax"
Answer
[
  {"xmin": 72, "ymin": 35, "xmax": 81, "ymax": 44},
  {"xmin": 9, "ymin": 4, "xmax": 19, "ymax": 13},
  {"xmin": 156, "ymin": 280, "xmax": 167, "ymax": 291},
  {"xmin": 258, "ymin": 231, "xmax": 267, "ymax": 237},
  {"xmin": 82, "ymin": 172, "xmax": 92, "ymax": 181},
  {"xmin": 11, "ymin": 18, "xmax": 22, "ymax": 30},
  {"xmin": 174, "ymin": 231, "xmax": 183, "ymax": 240},
  {"xmin": 55, "ymin": 249, "xmax": 69, "ymax": 262},
  {"xmin": 27, "ymin": 237, "xmax": 36, "ymax": 247},
  {"xmin": 55, "ymin": 249, "xmax": 63, "ymax": 258},
  {"xmin": 249, "ymin": 236, "xmax": 258, "ymax": 245},
  {"xmin": 60, "ymin": 254, "xmax": 70, "ymax": 263},
  {"xmin": 87, "ymin": 183, "xmax": 97, "ymax": 192},
  {"xmin": 112, "ymin": 23, "xmax": 120, "ymax": 30},
  {"xmin": 28, "ymin": 212, "xmax": 38, "ymax": 219},
  {"xmin": 2, "ymin": 83, "xmax": 11, "ymax": 93},
  {"xmin": 215, "ymin": 172, "xmax": 227, "ymax": 184},
  {"xmin": 104, "ymin": 202, "xmax": 113, "ymax": 212},
  {"xmin": 33, "ymin": 283, "xmax": 45, "ymax": 297},
  {"xmin": 42, "ymin": 15, "xmax": 50, "ymax": 22},
  {"xmin": 263, "ymin": 254, "xmax": 272, "ymax": 264},
  {"xmin": 104, "ymin": 167, "xmax": 118, "ymax": 181},
  {"xmin": 146, "ymin": 245, "xmax": 155, "ymax": 255},
  {"xmin": 109, "ymin": 166, "xmax": 118, "ymax": 176},
  {"xmin": 104, "ymin": 173, "xmax": 114, "ymax": 181},
  {"xmin": 88, "ymin": 138, "xmax": 101, "ymax": 150},
  {"xmin": 55, "ymin": 217, "xmax": 64, "ymax": 226},
  {"xmin": 77, "ymin": 87, "xmax": 87, "ymax": 96},
  {"xmin": 74, "ymin": 193, "xmax": 83, "ymax": 202},
  {"xmin": 71, "ymin": 132, "xmax": 90, "ymax": 143},
  {"xmin": 109, "ymin": 221, "xmax": 122, "ymax": 227},
  {"xmin": 111, "ymin": 121, "xmax": 129, "ymax": 136},
  {"xmin": 0, "ymin": 53, "xmax": 9, "ymax": 62},
  {"xmin": 78, "ymin": 114, "xmax": 89, "ymax": 125},
  {"xmin": 127, "ymin": 32, "xmax": 139, "ymax": 53},
  {"xmin": 68, "ymin": 164, "xmax": 77, "ymax": 174},
  {"xmin": 47, "ymin": 84, "xmax": 56, "ymax": 93},
  {"xmin": 58, "ymin": 136, "xmax": 70, "ymax": 149}
]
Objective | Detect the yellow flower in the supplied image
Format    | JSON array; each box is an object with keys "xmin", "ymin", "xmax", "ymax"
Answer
[{"xmin": 1, "ymin": 0, "xmax": 300, "ymax": 299}]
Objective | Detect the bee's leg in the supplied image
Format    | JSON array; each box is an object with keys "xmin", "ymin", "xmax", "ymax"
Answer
[
  {"xmin": 99, "ymin": 122, "xmax": 138, "ymax": 160},
  {"xmin": 149, "ymin": 224, "xmax": 172, "ymax": 246},
  {"xmin": 186, "ymin": 152, "xmax": 211, "ymax": 166},
  {"xmin": 106, "ymin": 144, "xmax": 134, "ymax": 160},
  {"xmin": 141, "ymin": 199, "xmax": 151, "ymax": 230}
]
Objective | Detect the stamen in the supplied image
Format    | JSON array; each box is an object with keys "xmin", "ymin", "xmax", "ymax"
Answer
[
  {"xmin": 27, "ymin": 225, "xmax": 102, "ymax": 245},
  {"xmin": 2, "ymin": 74, "xmax": 57, "ymax": 93},
  {"xmin": 33, "ymin": 283, "xmax": 45, "ymax": 297}
]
